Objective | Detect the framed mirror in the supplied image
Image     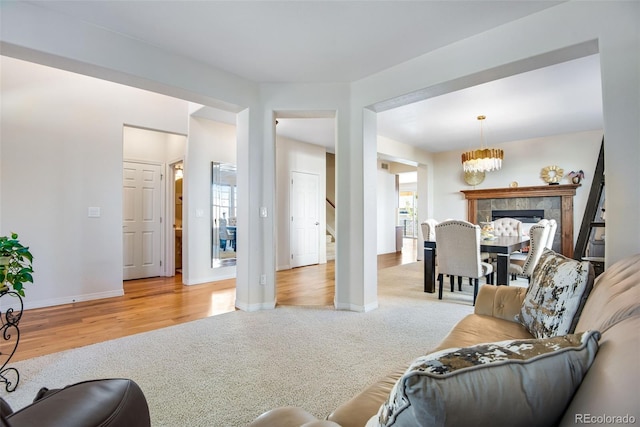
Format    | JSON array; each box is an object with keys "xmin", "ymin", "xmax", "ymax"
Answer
[{"xmin": 211, "ymin": 162, "xmax": 237, "ymax": 268}]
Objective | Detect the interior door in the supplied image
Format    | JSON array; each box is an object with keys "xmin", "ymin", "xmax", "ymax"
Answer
[
  {"xmin": 123, "ymin": 162, "xmax": 162, "ymax": 280},
  {"xmin": 290, "ymin": 171, "xmax": 320, "ymax": 268}
]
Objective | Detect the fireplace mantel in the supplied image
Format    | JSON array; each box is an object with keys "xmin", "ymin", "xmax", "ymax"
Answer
[
  {"xmin": 460, "ymin": 184, "xmax": 580, "ymax": 200},
  {"xmin": 460, "ymin": 184, "xmax": 580, "ymax": 257}
]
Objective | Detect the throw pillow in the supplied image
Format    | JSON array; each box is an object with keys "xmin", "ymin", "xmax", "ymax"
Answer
[
  {"xmin": 518, "ymin": 249, "xmax": 594, "ymax": 338},
  {"xmin": 369, "ymin": 330, "xmax": 600, "ymax": 427}
]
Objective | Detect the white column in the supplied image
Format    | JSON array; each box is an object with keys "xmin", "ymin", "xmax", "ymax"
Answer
[
  {"xmin": 235, "ymin": 107, "xmax": 276, "ymax": 311},
  {"xmin": 334, "ymin": 107, "xmax": 378, "ymax": 312}
]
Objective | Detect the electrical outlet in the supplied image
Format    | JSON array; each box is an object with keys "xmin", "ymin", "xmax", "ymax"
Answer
[{"xmin": 260, "ymin": 274, "xmax": 266, "ymax": 285}]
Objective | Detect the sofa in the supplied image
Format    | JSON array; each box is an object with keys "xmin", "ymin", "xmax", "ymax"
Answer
[
  {"xmin": 250, "ymin": 251, "xmax": 640, "ymax": 427},
  {"xmin": 0, "ymin": 378, "xmax": 150, "ymax": 427}
]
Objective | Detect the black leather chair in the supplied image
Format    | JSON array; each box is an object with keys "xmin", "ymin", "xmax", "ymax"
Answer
[{"xmin": 1, "ymin": 378, "xmax": 150, "ymax": 427}]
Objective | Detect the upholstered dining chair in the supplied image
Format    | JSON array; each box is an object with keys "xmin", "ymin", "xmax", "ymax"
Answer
[
  {"xmin": 508, "ymin": 220, "xmax": 551, "ymax": 282},
  {"xmin": 434, "ymin": 219, "xmax": 494, "ymax": 305},
  {"xmin": 420, "ymin": 218, "xmax": 439, "ymax": 263},
  {"xmin": 481, "ymin": 217, "xmax": 523, "ymax": 261},
  {"xmin": 545, "ymin": 219, "xmax": 558, "ymax": 250},
  {"xmin": 493, "ymin": 217, "xmax": 523, "ymax": 237},
  {"xmin": 420, "ymin": 219, "xmax": 438, "ymax": 242}
]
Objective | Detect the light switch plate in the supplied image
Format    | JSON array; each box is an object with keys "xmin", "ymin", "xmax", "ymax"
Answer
[
  {"xmin": 260, "ymin": 207, "xmax": 267, "ymax": 218},
  {"xmin": 88, "ymin": 207, "xmax": 101, "ymax": 218}
]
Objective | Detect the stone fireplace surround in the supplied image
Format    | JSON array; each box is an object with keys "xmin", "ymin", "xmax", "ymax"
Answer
[{"xmin": 460, "ymin": 184, "xmax": 580, "ymax": 258}]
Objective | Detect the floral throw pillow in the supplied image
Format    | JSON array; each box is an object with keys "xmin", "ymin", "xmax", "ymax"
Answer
[
  {"xmin": 369, "ymin": 331, "xmax": 600, "ymax": 427},
  {"xmin": 518, "ymin": 249, "xmax": 594, "ymax": 338}
]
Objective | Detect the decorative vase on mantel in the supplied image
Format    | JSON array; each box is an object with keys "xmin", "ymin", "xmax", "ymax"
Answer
[{"xmin": 568, "ymin": 170, "xmax": 585, "ymax": 185}]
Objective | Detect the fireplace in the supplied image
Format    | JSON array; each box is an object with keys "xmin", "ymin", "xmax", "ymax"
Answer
[
  {"xmin": 492, "ymin": 209, "xmax": 544, "ymax": 223},
  {"xmin": 460, "ymin": 184, "xmax": 580, "ymax": 257}
]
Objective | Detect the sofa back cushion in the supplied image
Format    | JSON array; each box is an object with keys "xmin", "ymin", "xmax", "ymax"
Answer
[
  {"xmin": 370, "ymin": 331, "xmax": 600, "ymax": 427},
  {"xmin": 559, "ymin": 316, "xmax": 640, "ymax": 426},
  {"xmin": 574, "ymin": 253, "xmax": 640, "ymax": 333},
  {"xmin": 560, "ymin": 254, "xmax": 640, "ymax": 425}
]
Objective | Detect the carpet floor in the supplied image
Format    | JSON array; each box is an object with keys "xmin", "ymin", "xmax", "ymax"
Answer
[{"xmin": 4, "ymin": 262, "xmax": 488, "ymax": 426}]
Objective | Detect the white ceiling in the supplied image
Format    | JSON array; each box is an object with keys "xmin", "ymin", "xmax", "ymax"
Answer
[
  {"xmin": 28, "ymin": 1, "xmax": 603, "ymax": 154},
  {"xmin": 377, "ymin": 54, "xmax": 603, "ymax": 153}
]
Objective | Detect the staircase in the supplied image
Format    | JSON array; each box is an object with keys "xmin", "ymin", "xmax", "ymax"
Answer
[
  {"xmin": 574, "ymin": 138, "xmax": 605, "ymax": 276},
  {"xmin": 326, "ymin": 232, "xmax": 335, "ymax": 261}
]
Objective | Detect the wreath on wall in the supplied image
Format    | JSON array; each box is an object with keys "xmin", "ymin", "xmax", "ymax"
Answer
[{"xmin": 540, "ymin": 165, "xmax": 564, "ymax": 184}]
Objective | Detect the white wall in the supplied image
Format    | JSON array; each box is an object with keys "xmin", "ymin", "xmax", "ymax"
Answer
[
  {"xmin": 0, "ymin": 57, "xmax": 189, "ymax": 309},
  {"xmin": 275, "ymin": 136, "xmax": 327, "ymax": 270},
  {"xmin": 432, "ymin": 130, "xmax": 602, "ymax": 243},
  {"xmin": 123, "ymin": 126, "xmax": 186, "ymax": 165},
  {"xmin": 377, "ymin": 165, "xmax": 397, "ymax": 254},
  {"xmin": 376, "ymin": 131, "xmax": 601, "ymax": 259},
  {"xmin": 184, "ymin": 117, "xmax": 237, "ymax": 284}
]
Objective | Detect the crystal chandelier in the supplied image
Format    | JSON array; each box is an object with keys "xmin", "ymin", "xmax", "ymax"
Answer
[{"xmin": 461, "ymin": 115, "xmax": 503, "ymax": 173}]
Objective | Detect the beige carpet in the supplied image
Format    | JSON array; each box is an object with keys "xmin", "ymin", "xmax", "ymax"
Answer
[{"xmin": 3, "ymin": 262, "xmax": 480, "ymax": 426}]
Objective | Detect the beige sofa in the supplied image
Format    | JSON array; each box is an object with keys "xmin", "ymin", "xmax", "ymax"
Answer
[{"xmin": 250, "ymin": 253, "xmax": 640, "ymax": 427}]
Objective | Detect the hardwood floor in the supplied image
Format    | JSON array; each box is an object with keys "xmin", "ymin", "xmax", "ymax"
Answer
[{"xmin": 5, "ymin": 239, "xmax": 418, "ymax": 362}]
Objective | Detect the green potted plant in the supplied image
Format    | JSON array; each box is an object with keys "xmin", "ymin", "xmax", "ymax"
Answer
[{"xmin": 0, "ymin": 232, "xmax": 34, "ymax": 297}]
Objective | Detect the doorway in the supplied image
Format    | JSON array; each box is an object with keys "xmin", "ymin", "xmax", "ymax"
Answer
[
  {"xmin": 122, "ymin": 125, "xmax": 187, "ymax": 280},
  {"xmin": 172, "ymin": 162, "xmax": 184, "ymax": 274}
]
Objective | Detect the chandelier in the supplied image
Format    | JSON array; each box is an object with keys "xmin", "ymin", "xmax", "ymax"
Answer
[{"xmin": 461, "ymin": 115, "xmax": 503, "ymax": 173}]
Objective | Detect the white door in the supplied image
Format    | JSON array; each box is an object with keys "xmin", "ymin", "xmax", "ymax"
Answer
[
  {"xmin": 123, "ymin": 162, "xmax": 162, "ymax": 280},
  {"xmin": 291, "ymin": 171, "xmax": 320, "ymax": 268}
]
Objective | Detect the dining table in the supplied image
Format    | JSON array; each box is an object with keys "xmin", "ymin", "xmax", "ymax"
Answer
[{"xmin": 423, "ymin": 235, "xmax": 530, "ymax": 292}]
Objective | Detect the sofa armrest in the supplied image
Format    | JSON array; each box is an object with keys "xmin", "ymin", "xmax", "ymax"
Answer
[{"xmin": 474, "ymin": 285, "xmax": 527, "ymax": 322}]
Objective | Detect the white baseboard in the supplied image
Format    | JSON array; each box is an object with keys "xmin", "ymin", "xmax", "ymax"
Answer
[
  {"xmin": 334, "ymin": 300, "xmax": 378, "ymax": 312},
  {"xmin": 185, "ymin": 272, "xmax": 236, "ymax": 285},
  {"xmin": 235, "ymin": 300, "xmax": 276, "ymax": 311},
  {"xmin": 17, "ymin": 290, "xmax": 124, "ymax": 310}
]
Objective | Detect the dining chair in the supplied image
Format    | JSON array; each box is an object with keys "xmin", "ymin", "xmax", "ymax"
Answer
[
  {"xmin": 493, "ymin": 217, "xmax": 523, "ymax": 237},
  {"xmin": 434, "ymin": 219, "xmax": 494, "ymax": 305},
  {"xmin": 420, "ymin": 218, "xmax": 439, "ymax": 264},
  {"xmin": 481, "ymin": 217, "xmax": 523, "ymax": 262},
  {"xmin": 545, "ymin": 219, "xmax": 558, "ymax": 250},
  {"xmin": 420, "ymin": 219, "xmax": 438, "ymax": 242},
  {"xmin": 508, "ymin": 220, "xmax": 551, "ymax": 282}
]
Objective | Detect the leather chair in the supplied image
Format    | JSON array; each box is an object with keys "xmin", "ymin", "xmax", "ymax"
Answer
[
  {"xmin": 434, "ymin": 220, "xmax": 493, "ymax": 305},
  {"xmin": 1, "ymin": 378, "xmax": 150, "ymax": 427}
]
